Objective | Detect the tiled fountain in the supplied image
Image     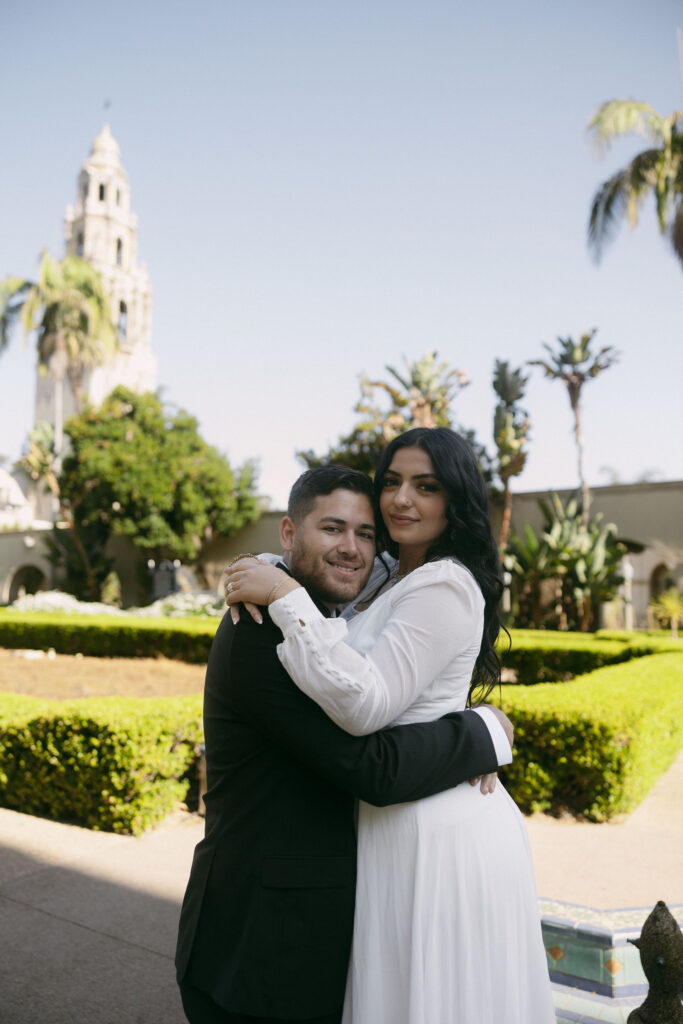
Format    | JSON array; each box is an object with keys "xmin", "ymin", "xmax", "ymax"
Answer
[{"xmin": 539, "ymin": 899, "xmax": 683, "ymax": 1023}]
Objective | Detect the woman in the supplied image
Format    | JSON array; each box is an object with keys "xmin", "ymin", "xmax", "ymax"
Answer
[{"xmin": 225, "ymin": 428, "xmax": 555, "ymax": 1024}]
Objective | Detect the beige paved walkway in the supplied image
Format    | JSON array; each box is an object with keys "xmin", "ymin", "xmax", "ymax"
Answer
[
  {"xmin": 0, "ymin": 750, "xmax": 680, "ymax": 1022},
  {"xmin": 526, "ymin": 748, "xmax": 683, "ymax": 908}
]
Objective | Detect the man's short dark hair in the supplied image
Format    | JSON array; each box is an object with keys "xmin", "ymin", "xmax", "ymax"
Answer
[{"xmin": 287, "ymin": 466, "xmax": 374, "ymax": 524}]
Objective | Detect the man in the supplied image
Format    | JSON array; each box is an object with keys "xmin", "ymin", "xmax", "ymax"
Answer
[{"xmin": 176, "ymin": 466, "xmax": 512, "ymax": 1024}]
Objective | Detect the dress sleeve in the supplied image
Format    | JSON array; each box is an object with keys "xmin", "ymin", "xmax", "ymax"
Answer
[{"xmin": 268, "ymin": 562, "xmax": 483, "ymax": 736}]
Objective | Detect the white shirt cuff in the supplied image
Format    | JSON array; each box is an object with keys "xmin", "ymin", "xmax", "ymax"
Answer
[
  {"xmin": 269, "ymin": 586, "xmax": 323, "ymax": 636},
  {"xmin": 471, "ymin": 707, "xmax": 512, "ymax": 765}
]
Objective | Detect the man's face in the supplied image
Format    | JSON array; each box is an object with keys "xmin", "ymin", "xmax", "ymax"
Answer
[{"xmin": 281, "ymin": 489, "xmax": 376, "ymax": 608}]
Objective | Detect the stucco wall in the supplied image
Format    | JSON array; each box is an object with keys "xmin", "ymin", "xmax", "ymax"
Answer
[
  {"xmin": 0, "ymin": 528, "xmax": 53, "ymax": 605},
  {"xmin": 200, "ymin": 511, "xmax": 285, "ymax": 593},
  {"xmin": 2, "ymin": 481, "xmax": 680, "ymax": 626},
  {"xmin": 508, "ymin": 480, "xmax": 683, "ymax": 627}
]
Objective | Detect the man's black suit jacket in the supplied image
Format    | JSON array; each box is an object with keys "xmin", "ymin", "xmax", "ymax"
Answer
[{"xmin": 175, "ymin": 602, "xmax": 497, "ymax": 1019}]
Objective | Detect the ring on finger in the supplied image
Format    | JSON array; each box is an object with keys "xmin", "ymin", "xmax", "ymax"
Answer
[{"xmin": 227, "ymin": 581, "xmax": 234, "ymax": 594}]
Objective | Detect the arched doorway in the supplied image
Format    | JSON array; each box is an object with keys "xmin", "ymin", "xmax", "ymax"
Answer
[
  {"xmin": 8, "ymin": 565, "xmax": 47, "ymax": 604},
  {"xmin": 650, "ymin": 562, "xmax": 673, "ymax": 600}
]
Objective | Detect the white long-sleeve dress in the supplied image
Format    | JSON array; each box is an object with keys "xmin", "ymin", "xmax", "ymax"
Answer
[{"xmin": 268, "ymin": 558, "xmax": 556, "ymax": 1024}]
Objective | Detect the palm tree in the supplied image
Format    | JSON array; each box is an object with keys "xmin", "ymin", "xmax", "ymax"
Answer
[
  {"xmin": 587, "ymin": 99, "xmax": 683, "ymax": 267},
  {"xmin": 528, "ymin": 330, "xmax": 618, "ymax": 527},
  {"xmin": 492, "ymin": 360, "xmax": 530, "ymax": 551},
  {"xmin": 19, "ymin": 421, "xmax": 100, "ymax": 599},
  {"xmin": 650, "ymin": 587, "xmax": 683, "ymax": 639},
  {"xmin": 297, "ymin": 351, "xmax": 470, "ymax": 474},
  {"xmin": 364, "ymin": 351, "xmax": 469, "ymax": 434},
  {"xmin": 0, "ymin": 250, "xmax": 118, "ymax": 410}
]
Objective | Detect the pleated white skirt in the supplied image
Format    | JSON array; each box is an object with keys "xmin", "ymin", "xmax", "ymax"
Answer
[{"xmin": 342, "ymin": 781, "xmax": 556, "ymax": 1024}]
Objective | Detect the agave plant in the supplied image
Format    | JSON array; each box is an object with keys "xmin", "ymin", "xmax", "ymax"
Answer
[
  {"xmin": 506, "ymin": 492, "xmax": 625, "ymax": 630},
  {"xmin": 503, "ymin": 523, "xmax": 560, "ymax": 628}
]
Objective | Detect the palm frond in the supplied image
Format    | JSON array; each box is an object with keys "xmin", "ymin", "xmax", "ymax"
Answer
[
  {"xmin": 493, "ymin": 359, "xmax": 528, "ymax": 405},
  {"xmin": 0, "ymin": 278, "xmax": 33, "ymax": 350},
  {"xmin": 588, "ymin": 99, "xmax": 667, "ymax": 154},
  {"xmin": 670, "ymin": 200, "xmax": 683, "ymax": 265},
  {"xmin": 587, "ymin": 170, "xmax": 632, "ymax": 259},
  {"xmin": 587, "ymin": 345, "xmax": 619, "ymax": 378},
  {"xmin": 527, "ymin": 357, "xmax": 561, "ymax": 381},
  {"xmin": 626, "ymin": 146, "xmax": 664, "ymax": 189}
]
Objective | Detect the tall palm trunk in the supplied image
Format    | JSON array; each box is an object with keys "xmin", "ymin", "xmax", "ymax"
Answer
[
  {"xmin": 67, "ymin": 366, "xmax": 85, "ymax": 413},
  {"xmin": 499, "ymin": 480, "xmax": 512, "ymax": 550},
  {"xmin": 569, "ymin": 387, "xmax": 590, "ymax": 528}
]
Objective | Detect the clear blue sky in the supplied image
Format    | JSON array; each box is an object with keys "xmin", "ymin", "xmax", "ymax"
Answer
[{"xmin": 2, "ymin": 0, "xmax": 681, "ymax": 508}]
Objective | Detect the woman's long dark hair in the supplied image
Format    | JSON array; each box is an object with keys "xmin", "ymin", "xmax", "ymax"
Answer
[{"xmin": 373, "ymin": 427, "xmax": 505, "ymax": 706}]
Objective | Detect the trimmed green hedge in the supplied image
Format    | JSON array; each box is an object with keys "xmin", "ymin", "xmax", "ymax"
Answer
[
  {"xmin": 1, "ymin": 612, "xmax": 678, "ymax": 681},
  {"xmin": 499, "ymin": 629, "xmax": 681, "ymax": 683},
  {"xmin": 0, "ymin": 694, "xmax": 203, "ymax": 834},
  {"xmin": 497, "ymin": 652, "xmax": 683, "ymax": 821},
  {"xmin": 499, "ymin": 638, "xmax": 634, "ymax": 682},
  {"xmin": 0, "ymin": 610, "xmax": 218, "ymax": 663},
  {"xmin": 1, "ymin": 652, "xmax": 680, "ymax": 832}
]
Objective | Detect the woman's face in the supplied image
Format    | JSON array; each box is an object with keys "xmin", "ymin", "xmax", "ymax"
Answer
[{"xmin": 379, "ymin": 446, "xmax": 450, "ymax": 560}]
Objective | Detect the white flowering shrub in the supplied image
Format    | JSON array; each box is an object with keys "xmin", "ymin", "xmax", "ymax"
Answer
[
  {"xmin": 136, "ymin": 592, "xmax": 226, "ymax": 618},
  {"xmin": 10, "ymin": 590, "xmax": 226, "ymax": 619},
  {"xmin": 11, "ymin": 591, "xmax": 127, "ymax": 616}
]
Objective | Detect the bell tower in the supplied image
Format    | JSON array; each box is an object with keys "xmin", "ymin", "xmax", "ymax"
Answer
[
  {"xmin": 63, "ymin": 122, "xmax": 156, "ymax": 404},
  {"xmin": 31, "ymin": 124, "xmax": 157, "ymax": 521},
  {"xmin": 35, "ymin": 122, "xmax": 156, "ymax": 439}
]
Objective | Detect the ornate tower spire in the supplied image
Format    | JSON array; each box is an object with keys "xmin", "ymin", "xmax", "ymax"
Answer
[
  {"xmin": 32, "ymin": 124, "xmax": 157, "ymax": 521},
  {"xmin": 62, "ymin": 122, "xmax": 156, "ymax": 403}
]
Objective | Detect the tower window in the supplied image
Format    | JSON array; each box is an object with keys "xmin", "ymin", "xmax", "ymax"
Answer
[
  {"xmin": 116, "ymin": 238, "xmax": 123, "ymax": 266},
  {"xmin": 116, "ymin": 189, "xmax": 121, "ymax": 205},
  {"xmin": 82, "ymin": 182, "xmax": 88, "ymax": 202},
  {"xmin": 76, "ymin": 232, "xmax": 84, "ymax": 258},
  {"xmin": 118, "ymin": 301, "xmax": 128, "ymax": 342},
  {"xmin": 99, "ymin": 183, "xmax": 106, "ymax": 201}
]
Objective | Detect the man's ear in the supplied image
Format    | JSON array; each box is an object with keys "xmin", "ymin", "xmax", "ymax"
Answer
[{"xmin": 280, "ymin": 516, "xmax": 296, "ymax": 553}]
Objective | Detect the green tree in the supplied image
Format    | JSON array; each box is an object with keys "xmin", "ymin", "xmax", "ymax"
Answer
[
  {"xmin": 650, "ymin": 587, "xmax": 683, "ymax": 639},
  {"xmin": 528, "ymin": 330, "xmax": 618, "ymax": 527},
  {"xmin": 492, "ymin": 360, "xmax": 530, "ymax": 551},
  {"xmin": 36, "ymin": 388, "xmax": 260, "ymax": 600},
  {"xmin": 587, "ymin": 99, "xmax": 683, "ymax": 268},
  {"xmin": 0, "ymin": 251, "xmax": 118, "ymax": 409},
  {"xmin": 19, "ymin": 421, "xmax": 105, "ymax": 599},
  {"xmin": 297, "ymin": 351, "xmax": 490, "ymax": 476}
]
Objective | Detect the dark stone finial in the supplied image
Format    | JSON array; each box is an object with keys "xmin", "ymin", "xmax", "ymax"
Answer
[{"xmin": 627, "ymin": 901, "xmax": 683, "ymax": 1023}]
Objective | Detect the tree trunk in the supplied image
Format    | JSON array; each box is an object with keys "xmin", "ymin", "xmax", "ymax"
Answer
[
  {"xmin": 499, "ymin": 481, "xmax": 512, "ymax": 550},
  {"xmin": 61, "ymin": 504, "xmax": 100, "ymax": 600},
  {"xmin": 571, "ymin": 393, "xmax": 590, "ymax": 528},
  {"xmin": 42, "ymin": 466, "xmax": 100, "ymax": 600},
  {"xmin": 68, "ymin": 367, "xmax": 84, "ymax": 413},
  {"xmin": 578, "ymin": 592, "xmax": 592, "ymax": 632},
  {"xmin": 531, "ymin": 580, "xmax": 543, "ymax": 627}
]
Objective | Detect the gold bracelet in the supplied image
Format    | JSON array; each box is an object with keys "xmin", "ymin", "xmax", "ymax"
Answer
[
  {"xmin": 266, "ymin": 580, "xmax": 284, "ymax": 604},
  {"xmin": 226, "ymin": 552, "xmax": 257, "ymax": 568}
]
